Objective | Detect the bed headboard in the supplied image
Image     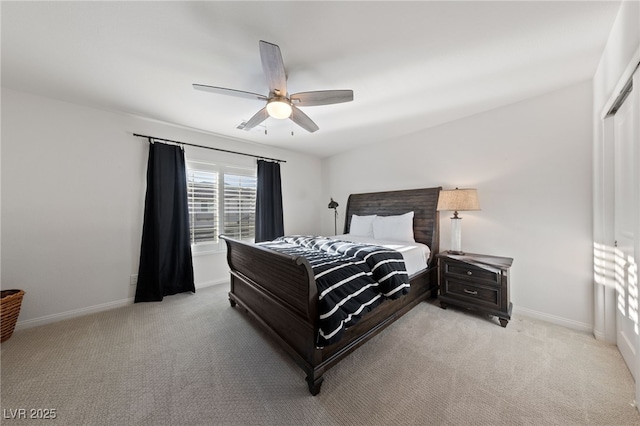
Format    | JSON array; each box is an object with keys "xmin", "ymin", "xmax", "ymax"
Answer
[{"xmin": 343, "ymin": 187, "xmax": 441, "ymax": 263}]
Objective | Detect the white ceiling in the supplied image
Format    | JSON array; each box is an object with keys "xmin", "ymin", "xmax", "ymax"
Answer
[{"xmin": 1, "ymin": 1, "xmax": 621, "ymax": 158}]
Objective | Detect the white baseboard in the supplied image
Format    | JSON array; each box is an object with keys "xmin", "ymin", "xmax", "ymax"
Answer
[
  {"xmin": 15, "ymin": 283, "xmax": 592, "ymax": 336},
  {"xmin": 513, "ymin": 305, "xmax": 592, "ymax": 334},
  {"xmin": 15, "ymin": 297, "xmax": 135, "ymax": 330},
  {"xmin": 196, "ymin": 278, "xmax": 228, "ymax": 289},
  {"xmin": 593, "ymin": 329, "xmax": 607, "ymax": 341},
  {"xmin": 15, "ymin": 278, "xmax": 229, "ymax": 331}
]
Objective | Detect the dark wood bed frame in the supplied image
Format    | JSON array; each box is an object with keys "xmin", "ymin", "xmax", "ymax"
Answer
[{"xmin": 221, "ymin": 187, "xmax": 441, "ymax": 395}]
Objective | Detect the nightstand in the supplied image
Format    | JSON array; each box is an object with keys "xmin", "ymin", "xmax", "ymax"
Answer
[{"xmin": 436, "ymin": 252, "xmax": 513, "ymax": 327}]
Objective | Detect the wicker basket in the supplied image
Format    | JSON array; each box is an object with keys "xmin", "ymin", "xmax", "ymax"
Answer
[{"xmin": 1, "ymin": 289, "xmax": 25, "ymax": 343}]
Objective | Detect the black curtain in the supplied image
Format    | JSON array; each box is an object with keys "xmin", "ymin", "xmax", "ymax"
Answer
[
  {"xmin": 135, "ymin": 142, "xmax": 195, "ymax": 302},
  {"xmin": 255, "ymin": 160, "xmax": 284, "ymax": 242}
]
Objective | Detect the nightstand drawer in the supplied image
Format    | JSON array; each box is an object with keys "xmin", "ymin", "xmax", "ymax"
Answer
[
  {"xmin": 445, "ymin": 262, "xmax": 499, "ymax": 284},
  {"xmin": 443, "ymin": 279, "xmax": 500, "ymax": 308}
]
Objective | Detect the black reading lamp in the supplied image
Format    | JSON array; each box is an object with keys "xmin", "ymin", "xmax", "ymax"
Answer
[{"xmin": 328, "ymin": 198, "xmax": 339, "ymax": 235}]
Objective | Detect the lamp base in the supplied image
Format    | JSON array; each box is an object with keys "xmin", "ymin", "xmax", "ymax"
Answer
[
  {"xmin": 450, "ymin": 217, "xmax": 463, "ymax": 253},
  {"xmin": 446, "ymin": 250, "xmax": 465, "ymax": 255}
]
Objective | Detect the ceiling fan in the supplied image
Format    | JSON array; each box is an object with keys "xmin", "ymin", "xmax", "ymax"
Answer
[{"xmin": 193, "ymin": 40, "xmax": 353, "ymax": 133}]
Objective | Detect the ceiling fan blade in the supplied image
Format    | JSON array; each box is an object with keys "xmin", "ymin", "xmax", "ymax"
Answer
[
  {"xmin": 259, "ymin": 40, "xmax": 287, "ymax": 97},
  {"xmin": 290, "ymin": 106, "xmax": 319, "ymax": 133},
  {"xmin": 193, "ymin": 84, "xmax": 267, "ymax": 101},
  {"xmin": 242, "ymin": 107, "xmax": 269, "ymax": 131},
  {"xmin": 290, "ymin": 90, "xmax": 354, "ymax": 107}
]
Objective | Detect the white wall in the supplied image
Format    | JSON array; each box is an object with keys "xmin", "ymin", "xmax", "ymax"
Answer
[
  {"xmin": 1, "ymin": 88, "xmax": 323, "ymax": 327},
  {"xmin": 322, "ymin": 81, "xmax": 594, "ymax": 330}
]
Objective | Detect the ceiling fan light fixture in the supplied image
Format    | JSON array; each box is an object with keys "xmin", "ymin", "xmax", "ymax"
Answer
[{"xmin": 266, "ymin": 98, "xmax": 292, "ymax": 119}]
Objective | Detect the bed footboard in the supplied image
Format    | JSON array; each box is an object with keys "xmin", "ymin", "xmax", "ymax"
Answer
[
  {"xmin": 221, "ymin": 236, "xmax": 322, "ymax": 380},
  {"xmin": 221, "ymin": 236, "xmax": 438, "ymax": 395}
]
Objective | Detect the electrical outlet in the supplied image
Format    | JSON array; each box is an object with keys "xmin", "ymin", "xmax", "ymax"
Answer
[{"xmin": 130, "ymin": 274, "xmax": 138, "ymax": 286}]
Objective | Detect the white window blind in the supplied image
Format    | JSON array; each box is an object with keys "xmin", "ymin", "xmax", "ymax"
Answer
[
  {"xmin": 223, "ymin": 174, "xmax": 257, "ymax": 241},
  {"xmin": 186, "ymin": 161, "xmax": 256, "ymax": 250},
  {"xmin": 187, "ymin": 169, "xmax": 218, "ymax": 244}
]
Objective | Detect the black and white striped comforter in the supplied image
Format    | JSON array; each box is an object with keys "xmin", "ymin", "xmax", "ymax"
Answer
[{"xmin": 260, "ymin": 235, "xmax": 410, "ymax": 347}]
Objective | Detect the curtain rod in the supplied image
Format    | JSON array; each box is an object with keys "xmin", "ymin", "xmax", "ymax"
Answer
[{"xmin": 132, "ymin": 133, "xmax": 286, "ymax": 163}]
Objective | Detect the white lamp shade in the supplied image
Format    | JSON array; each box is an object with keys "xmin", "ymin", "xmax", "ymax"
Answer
[{"xmin": 437, "ymin": 188, "xmax": 480, "ymax": 212}]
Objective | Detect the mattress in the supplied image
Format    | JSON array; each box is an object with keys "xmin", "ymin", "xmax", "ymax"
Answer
[{"xmin": 333, "ymin": 234, "xmax": 430, "ymax": 276}]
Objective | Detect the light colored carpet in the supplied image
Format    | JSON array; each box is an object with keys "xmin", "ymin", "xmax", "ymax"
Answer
[{"xmin": 1, "ymin": 283, "xmax": 638, "ymax": 425}]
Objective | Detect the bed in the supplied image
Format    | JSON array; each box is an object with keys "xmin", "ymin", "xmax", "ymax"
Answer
[{"xmin": 221, "ymin": 186, "xmax": 441, "ymax": 395}]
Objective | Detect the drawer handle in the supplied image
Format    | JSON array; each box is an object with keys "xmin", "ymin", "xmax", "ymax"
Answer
[
  {"xmin": 467, "ymin": 271, "xmax": 473, "ymax": 275},
  {"xmin": 464, "ymin": 289, "xmax": 478, "ymax": 295}
]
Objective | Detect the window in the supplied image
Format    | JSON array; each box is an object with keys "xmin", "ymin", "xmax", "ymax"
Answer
[{"xmin": 186, "ymin": 161, "xmax": 256, "ymax": 252}]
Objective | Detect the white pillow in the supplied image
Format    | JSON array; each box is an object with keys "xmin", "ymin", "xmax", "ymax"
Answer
[
  {"xmin": 349, "ymin": 214, "xmax": 377, "ymax": 237},
  {"xmin": 372, "ymin": 211, "xmax": 415, "ymax": 242}
]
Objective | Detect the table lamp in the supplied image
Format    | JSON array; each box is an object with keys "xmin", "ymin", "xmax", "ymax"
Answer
[{"xmin": 436, "ymin": 188, "xmax": 480, "ymax": 254}]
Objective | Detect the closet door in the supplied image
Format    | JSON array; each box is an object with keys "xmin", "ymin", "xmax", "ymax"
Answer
[{"xmin": 613, "ymin": 72, "xmax": 639, "ymax": 380}]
